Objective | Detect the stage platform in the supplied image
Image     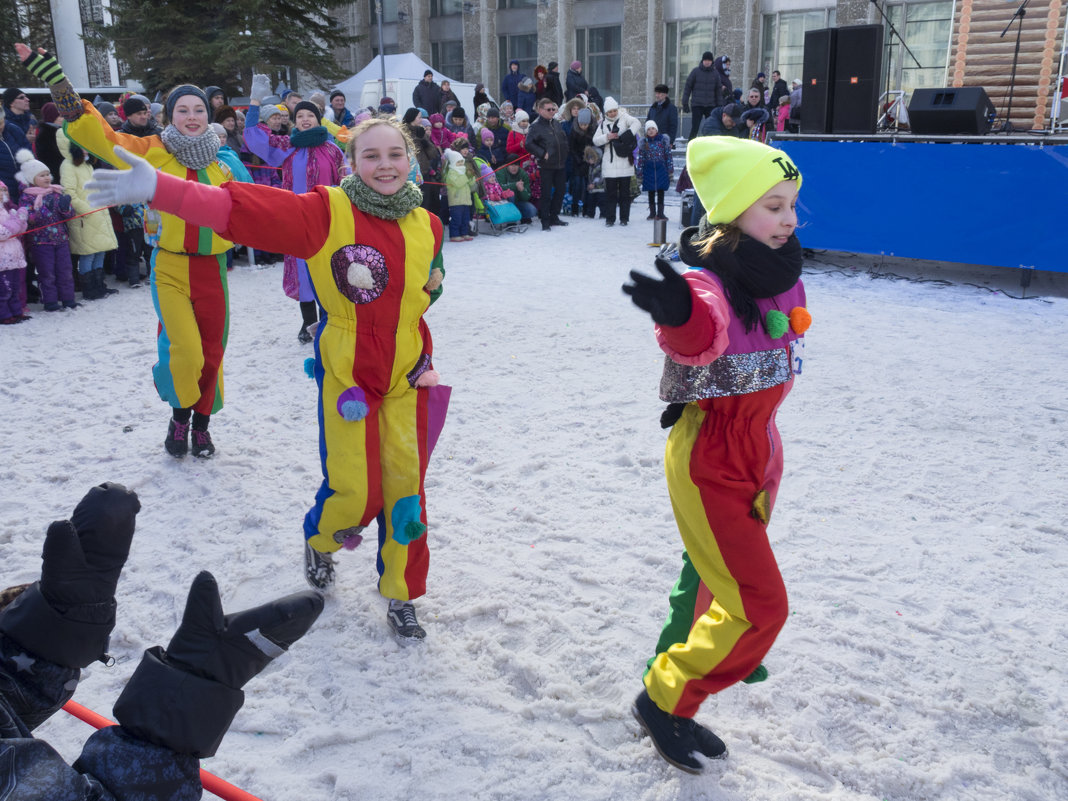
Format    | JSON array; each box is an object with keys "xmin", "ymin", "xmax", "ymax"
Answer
[{"xmin": 768, "ymin": 133, "xmax": 1068, "ymax": 276}]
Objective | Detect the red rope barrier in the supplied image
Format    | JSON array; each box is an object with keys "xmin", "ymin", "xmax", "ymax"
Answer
[{"xmin": 62, "ymin": 700, "xmax": 264, "ymax": 801}]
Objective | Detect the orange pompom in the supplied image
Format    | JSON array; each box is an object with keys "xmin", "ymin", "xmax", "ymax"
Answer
[{"xmin": 789, "ymin": 306, "xmax": 811, "ymax": 335}]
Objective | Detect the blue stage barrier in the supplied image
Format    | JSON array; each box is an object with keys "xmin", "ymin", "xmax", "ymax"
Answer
[{"xmin": 773, "ymin": 139, "xmax": 1068, "ymax": 274}]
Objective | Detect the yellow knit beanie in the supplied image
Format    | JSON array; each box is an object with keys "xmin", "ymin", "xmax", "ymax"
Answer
[{"xmin": 686, "ymin": 137, "xmax": 802, "ymax": 225}]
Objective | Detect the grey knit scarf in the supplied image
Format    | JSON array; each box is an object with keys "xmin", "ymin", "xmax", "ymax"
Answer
[
  {"xmin": 339, "ymin": 174, "xmax": 423, "ymax": 220},
  {"xmin": 160, "ymin": 124, "xmax": 221, "ymax": 170}
]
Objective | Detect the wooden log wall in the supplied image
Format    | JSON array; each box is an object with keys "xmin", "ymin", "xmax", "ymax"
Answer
[{"xmin": 951, "ymin": 0, "xmax": 1066, "ymax": 131}]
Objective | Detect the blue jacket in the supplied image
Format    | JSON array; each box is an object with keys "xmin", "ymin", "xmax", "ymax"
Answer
[
  {"xmin": 1, "ymin": 123, "xmax": 30, "ymax": 201},
  {"xmin": 501, "ymin": 61, "xmax": 525, "ymax": 109},
  {"xmin": 647, "ymin": 98, "xmax": 679, "ymax": 143}
]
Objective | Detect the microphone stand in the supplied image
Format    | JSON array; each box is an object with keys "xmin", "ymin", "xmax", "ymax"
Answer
[
  {"xmin": 998, "ymin": 0, "xmax": 1030, "ymax": 133},
  {"xmin": 870, "ymin": 0, "xmax": 923, "ymax": 130}
]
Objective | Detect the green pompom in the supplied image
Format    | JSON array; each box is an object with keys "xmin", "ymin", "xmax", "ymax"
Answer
[
  {"xmin": 742, "ymin": 664, "xmax": 769, "ymax": 684},
  {"xmin": 765, "ymin": 309, "xmax": 789, "ymax": 339}
]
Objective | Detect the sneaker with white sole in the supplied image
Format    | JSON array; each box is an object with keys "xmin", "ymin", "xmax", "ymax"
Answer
[
  {"xmin": 304, "ymin": 541, "xmax": 336, "ymax": 591},
  {"xmin": 386, "ymin": 600, "xmax": 426, "ymax": 640}
]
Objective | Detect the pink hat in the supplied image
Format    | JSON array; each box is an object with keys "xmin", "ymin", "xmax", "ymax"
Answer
[
  {"xmin": 570, "ymin": 60, "xmax": 582, "ymax": 70},
  {"xmin": 480, "ymin": 127, "xmax": 495, "ymax": 141}
]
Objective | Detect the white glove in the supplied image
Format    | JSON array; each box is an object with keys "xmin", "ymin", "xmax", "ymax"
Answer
[
  {"xmin": 250, "ymin": 73, "xmax": 271, "ymax": 103},
  {"xmin": 85, "ymin": 146, "xmax": 158, "ymax": 208}
]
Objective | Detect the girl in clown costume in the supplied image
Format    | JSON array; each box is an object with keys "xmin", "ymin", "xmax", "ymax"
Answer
[
  {"xmin": 86, "ymin": 117, "xmax": 447, "ymax": 642},
  {"xmin": 18, "ymin": 44, "xmax": 232, "ymax": 459},
  {"xmin": 622, "ymin": 136, "xmax": 810, "ymax": 773}
]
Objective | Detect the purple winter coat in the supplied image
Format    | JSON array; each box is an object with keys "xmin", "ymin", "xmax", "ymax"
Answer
[
  {"xmin": 243, "ymin": 105, "xmax": 345, "ymax": 300},
  {"xmin": 18, "ymin": 187, "xmax": 73, "ymax": 245}
]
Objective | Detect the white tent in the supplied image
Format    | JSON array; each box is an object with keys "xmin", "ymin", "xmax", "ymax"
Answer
[{"xmin": 333, "ymin": 53, "xmax": 485, "ymax": 116}]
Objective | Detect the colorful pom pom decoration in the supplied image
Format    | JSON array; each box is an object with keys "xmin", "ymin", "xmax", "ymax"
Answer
[
  {"xmin": 764, "ymin": 309, "xmax": 789, "ymax": 339},
  {"xmin": 337, "ymin": 386, "xmax": 369, "ymax": 421},
  {"xmin": 789, "ymin": 306, "xmax": 812, "ymax": 335}
]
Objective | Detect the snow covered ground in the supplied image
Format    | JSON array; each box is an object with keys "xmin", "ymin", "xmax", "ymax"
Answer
[{"xmin": 2, "ymin": 216, "xmax": 1066, "ymax": 801}]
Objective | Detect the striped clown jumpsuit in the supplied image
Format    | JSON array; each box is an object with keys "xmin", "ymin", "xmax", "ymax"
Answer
[
  {"xmin": 148, "ymin": 177, "xmax": 445, "ymax": 602},
  {"xmin": 63, "ymin": 102, "xmax": 233, "ymax": 416},
  {"xmin": 644, "ymin": 267, "xmax": 808, "ymax": 719}
]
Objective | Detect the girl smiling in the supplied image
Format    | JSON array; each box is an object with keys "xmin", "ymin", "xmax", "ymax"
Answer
[
  {"xmin": 86, "ymin": 116, "xmax": 448, "ymax": 642},
  {"xmin": 19, "ymin": 44, "xmax": 235, "ymax": 459}
]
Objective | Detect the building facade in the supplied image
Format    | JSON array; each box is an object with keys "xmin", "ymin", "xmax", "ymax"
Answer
[{"xmin": 333, "ymin": 0, "xmax": 1066, "ymax": 131}]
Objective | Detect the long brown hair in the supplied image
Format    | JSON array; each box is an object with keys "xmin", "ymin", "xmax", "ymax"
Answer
[{"xmin": 694, "ymin": 220, "xmax": 742, "ymax": 257}]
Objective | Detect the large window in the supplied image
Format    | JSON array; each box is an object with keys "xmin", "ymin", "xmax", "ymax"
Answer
[
  {"xmin": 666, "ymin": 19, "xmax": 716, "ymax": 100},
  {"xmin": 575, "ymin": 25, "xmax": 622, "ymax": 101},
  {"xmin": 883, "ymin": 1, "xmax": 954, "ymax": 98},
  {"xmin": 760, "ymin": 8, "xmax": 836, "ymax": 86},
  {"xmin": 433, "ymin": 40, "xmax": 464, "ymax": 81},
  {"xmin": 499, "ymin": 33, "xmax": 539, "ymax": 81},
  {"xmin": 369, "ymin": 0, "xmax": 399, "ymax": 24},
  {"xmin": 500, "ymin": 0, "xmax": 537, "ymax": 7},
  {"xmin": 430, "ymin": 0, "xmax": 463, "ymax": 14}
]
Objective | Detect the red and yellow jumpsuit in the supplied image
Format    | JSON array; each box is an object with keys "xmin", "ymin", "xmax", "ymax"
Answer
[
  {"xmin": 63, "ymin": 102, "xmax": 233, "ymax": 415},
  {"xmin": 644, "ymin": 267, "xmax": 808, "ymax": 718},
  {"xmin": 149, "ymin": 177, "xmax": 445, "ymax": 601}
]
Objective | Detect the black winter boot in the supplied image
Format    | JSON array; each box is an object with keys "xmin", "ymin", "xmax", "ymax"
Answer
[{"xmin": 631, "ymin": 688, "xmax": 726, "ymax": 774}]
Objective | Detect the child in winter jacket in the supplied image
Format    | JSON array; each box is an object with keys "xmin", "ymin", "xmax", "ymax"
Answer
[
  {"xmin": 15, "ymin": 149, "xmax": 76, "ymax": 310},
  {"xmin": 444, "ymin": 149, "xmax": 476, "ymax": 241},
  {"xmin": 59, "ymin": 133, "xmax": 118, "ymax": 301},
  {"xmin": 497, "ymin": 162, "xmax": 537, "ymax": 222},
  {"xmin": 622, "ymin": 136, "xmax": 808, "ymax": 773},
  {"xmin": 0, "ymin": 183, "xmax": 29, "ymax": 323},
  {"xmin": 635, "ymin": 120, "xmax": 674, "ymax": 220},
  {"xmin": 583, "ymin": 146, "xmax": 606, "ymax": 219},
  {"xmin": 244, "ymin": 85, "xmax": 345, "ymax": 343},
  {"xmin": 506, "ymin": 109, "xmax": 532, "ymax": 158},
  {"xmin": 776, "ymin": 95, "xmax": 790, "ymax": 132}
]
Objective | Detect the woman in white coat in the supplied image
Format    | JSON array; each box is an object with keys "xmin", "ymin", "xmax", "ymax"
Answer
[
  {"xmin": 59, "ymin": 129, "xmax": 117, "ymax": 300},
  {"xmin": 592, "ymin": 97, "xmax": 641, "ymax": 226}
]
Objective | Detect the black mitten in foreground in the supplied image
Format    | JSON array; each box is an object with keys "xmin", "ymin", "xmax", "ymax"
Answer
[
  {"xmin": 0, "ymin": 483, "xmax": 140, "ymax": 669},
  {"xmin": 113, "ymin": 571, "xmax": 324, "ymax": 758}
]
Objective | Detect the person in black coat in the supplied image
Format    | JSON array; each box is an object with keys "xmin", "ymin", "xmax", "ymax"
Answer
[
  {"xmin": 768, "ymin": 70, "xmax": 790, "ymax": 111},
  {"xmin": 565, "ymin": 61, "xmax": 588, "ymax": 100},
  {"xmin": 681, "ymin": 52, "xmax": 724, "ymax": 140},
  {"xmin": 524, "ymin": 97, "xmax": 570, "ymax": 230},
  {"xmin": 647, "ymin": 83, "xmax": 679, "ymax": 144},
  {"xmin": 412, "ymin": 70, "xmax": 442, "ymax": 116},
  {"xmin": 0, "ymin": 483, "xmax": 323, "ymax": 801},
  {"xmin": 545, "ymin": 62, "xmax": 565, "ymax": 106},
  {"xmin": 33, "ymin": 102, "xmax": 64, "ymax": 182},
  {"xmin": 0, "ymin": 106, "xmax": 30, "ymax": 201},
  {"xmin": 750, "ymin": 72, "xmax": 768, "ymax": 106}
]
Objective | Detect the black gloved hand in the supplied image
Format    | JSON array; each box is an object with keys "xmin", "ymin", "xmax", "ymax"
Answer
[
  {"xmin": 0, "ymin": 482, "xmax": 139, "ymax": 668},
  {"xmin": 683, "ymin": 104, "xmax": 690, "ymax": 114},
  {"xmin": 40, "ymin": 482, "xmax": 140, "ymax": 611},
  {"xmin": 622, "ymin": 258, "xmax": 693, "ymax": 327},
  {"xmin": 113, "ymin": 572, "xmax": 324, "ymax": 757},
  {"xmin": 164, "ymin": 571, "xmax": 324, "ymax": 690},
  {"xmin": 58, "ymin": 194, "xmax": 72, "ymax": 211}
]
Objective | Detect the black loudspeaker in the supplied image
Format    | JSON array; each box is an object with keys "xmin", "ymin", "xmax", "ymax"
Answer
[
  {"xmin": 907, "ymin": 87, "xmax": 995, "ymax": 135},
  {"xmin": 831, "ymin": 25, "xmax": 883, "ymax": 134},
  {"xmin": 802, "ymin": 28, "xmax": 836, "ymax": 134}
]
